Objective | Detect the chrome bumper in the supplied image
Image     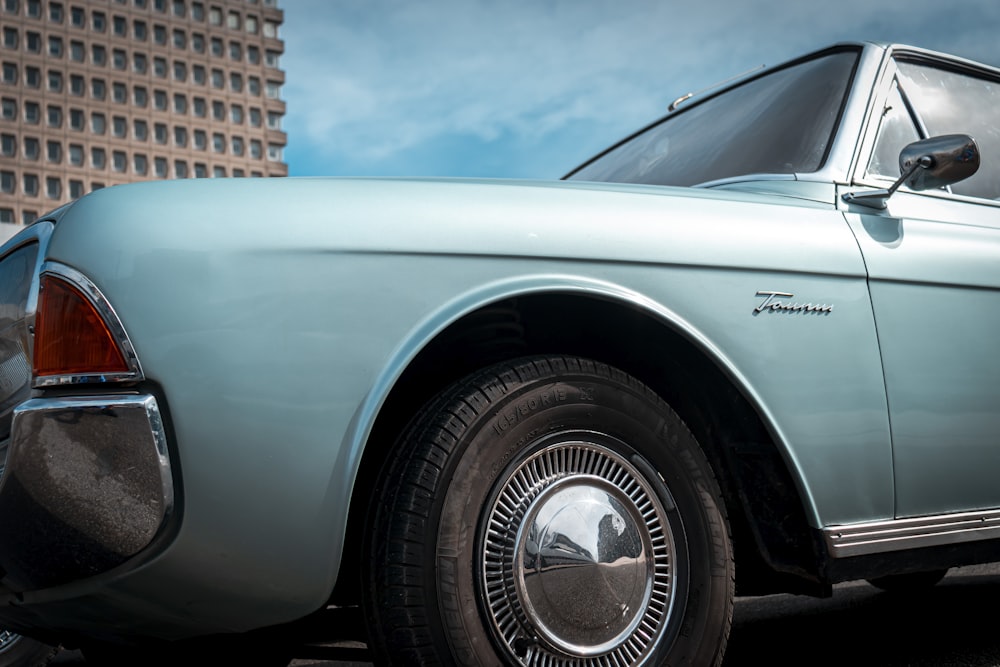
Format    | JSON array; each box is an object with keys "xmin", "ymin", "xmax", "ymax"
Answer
[{"xmin": 0, "ymin": 395, "xmax": 173, "ymax": 590}]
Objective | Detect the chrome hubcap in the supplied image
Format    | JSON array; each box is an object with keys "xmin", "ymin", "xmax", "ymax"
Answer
[
  {"xmin": 0, "ymin": 630, "xmax": 20, "ymax": 652},
  {"xmin": 481, "ymin": 437, "xmax": 677, "ymax": 665}
]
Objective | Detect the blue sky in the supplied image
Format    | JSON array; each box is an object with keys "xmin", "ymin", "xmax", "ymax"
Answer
[{"xmin": 279, "ymin": 0, "xmax": 1000, "ymax": 179}]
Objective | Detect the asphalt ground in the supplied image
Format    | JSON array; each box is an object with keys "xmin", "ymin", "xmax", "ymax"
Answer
[{"xmin": 50, "ymin": 562, "xmax": 1000, "ymax": 665}]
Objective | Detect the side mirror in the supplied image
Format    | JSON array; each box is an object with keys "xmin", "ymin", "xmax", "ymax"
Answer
[{"xmin": 843, "ymin": 134, "xmax": 980, "ymax": 209}]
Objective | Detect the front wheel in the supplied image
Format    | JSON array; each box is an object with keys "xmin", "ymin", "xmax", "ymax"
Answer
[{"xmin": 364, "ymin": 356, "xmax": 734, "ymax": 666}]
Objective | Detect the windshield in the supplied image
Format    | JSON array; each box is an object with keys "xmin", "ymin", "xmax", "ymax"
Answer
[{"xmin": 567, "ymin": 49, "xmax": 859, "ymax": 187}]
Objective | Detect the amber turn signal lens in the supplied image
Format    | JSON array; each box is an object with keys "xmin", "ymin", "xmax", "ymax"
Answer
[{"xmin": 34, "ymin": 275, "xmax": 129, "ymax": 377}]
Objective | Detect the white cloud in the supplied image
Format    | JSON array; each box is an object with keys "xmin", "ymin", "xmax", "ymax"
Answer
[{"xmin": 280, "ymin": 0, "xmax": 1000, "ymax": 176}]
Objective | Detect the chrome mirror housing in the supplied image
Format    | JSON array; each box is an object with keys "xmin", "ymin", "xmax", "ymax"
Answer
[{"xmin": 843, "ymin": 133, "xmax": 980, "ymax": 209}]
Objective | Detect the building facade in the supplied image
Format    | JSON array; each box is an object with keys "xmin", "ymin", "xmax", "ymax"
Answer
[{"xmin": 0, "ymin": 0, "xmax": 286, "ymax": 227}]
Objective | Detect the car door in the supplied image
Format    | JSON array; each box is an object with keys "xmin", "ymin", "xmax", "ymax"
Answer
[{"xmin": 844, "ymin": 52, "xmax": 1000, "ymax": 518}]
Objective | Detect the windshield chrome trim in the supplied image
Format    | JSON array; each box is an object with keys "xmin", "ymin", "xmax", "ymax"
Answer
[
  {"xmin": 33, "ymin": 262, "xmax": 143, "ymax": 387},
  {"xmin": 824, "ymin": 508, "xmax": 1000, "ymax": 558}
]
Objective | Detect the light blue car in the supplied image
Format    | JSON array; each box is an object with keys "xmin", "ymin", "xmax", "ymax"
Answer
[{"xmin": 0, "ymin": 41, "xmax": 997, "ymax": 666}]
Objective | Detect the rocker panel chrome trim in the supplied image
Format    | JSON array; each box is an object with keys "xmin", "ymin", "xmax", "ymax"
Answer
[{"xmin": 824, "ymin": 509, "xmax": 1000, "ymax": 558}]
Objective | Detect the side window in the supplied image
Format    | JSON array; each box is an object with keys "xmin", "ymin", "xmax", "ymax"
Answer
[
  {"xmin": 866, "ymin": 81, "xmax": 919, "ymax": 179},
  {"xmin": 895, "ymin": 61, "xmax": 1000, "ymax": 200}
]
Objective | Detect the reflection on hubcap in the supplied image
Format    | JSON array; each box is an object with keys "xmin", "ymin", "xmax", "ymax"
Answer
[
  {"xmin": 0, "ymin": 630, "xmax": 20, "ymax": 652},
  {"xmin": 481, "ymin": 437, "xmax": 676, "ymax": 665}
]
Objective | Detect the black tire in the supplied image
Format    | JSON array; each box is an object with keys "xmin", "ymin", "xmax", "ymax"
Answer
[
  {"xmin": 867, "ymin": 569, "xmax": 948, "ymax": 593},
  {"xmin": 364, "ymin": 355, "xmax": 734, "ymax": 666},
  {"xmin": 0, "ymin": 631, "xmax": 58, "ymax": 667}
]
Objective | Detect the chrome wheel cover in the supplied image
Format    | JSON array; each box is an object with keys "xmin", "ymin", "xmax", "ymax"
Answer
[{"xmin": 481, "ymin": 436, "xmax": 678, "ymax": 665}]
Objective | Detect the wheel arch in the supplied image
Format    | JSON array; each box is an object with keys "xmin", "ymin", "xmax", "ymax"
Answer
[{"xmin": 333, "ymin": 276, "xmax": 828, "ymax": 603}]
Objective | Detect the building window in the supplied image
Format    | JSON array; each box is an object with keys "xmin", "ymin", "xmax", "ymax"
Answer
[
  {"xmin": 134, "ymin": 119, "xmax": 148, "ymax": 140},
  {"xmin": 173, "ymin": 93, "xmax": 186, "ymax": 114},
  {"xmin": 133, "ymin": 19, "xmax": 146, "ymax": 40},
  {"xmin": 192, "ymin": 65, "xmax": 205, "ymax": 84},
  {"xmin": 193, "ymin": 129, "xmax": 206, "ymax": 149},
  {"xmin": 91, "ymin": 78, "xmax": 106, "ymax": 100},
  {"xmin": 249, "ymin": 107, "xmax": 261, "ymax": 127},
  {"xmin": 247, "ymin": 76, "xmax": 260, "ymax": 96},
  {"xmin": 0, "ymin": 97, "xmax": 14, "ymax": 120},
  {"xmin": 68, "ymin": 144, "xmax": 84, "ymax": 166},
  {"xmin": 245, "ymin": 15, "xmax": 258, "ymax": 34},
  {"xmin": 112, "ymin": 115, "xmax": 127, "ymax": 137},
  {"xmin": 92, "ymin": 11, "xmax": 105, "ymax": 31},
  {"xmin": 113, "ymin": 14, "xmax": 127, "ymax": 36},
  {"xmin": 0, "ymin": 209, "xmax": 12, "ymax": 224},
  {"xmin": 174, "ymin": 125, "xmax": 187, "ymax": 147},
  {"xmin": 209, "ymin": 100, "xmax": 223, "ymax": 120},
  {"xmin": 172, "ymin": 29, "xmax": 186, "ymax": 49},
  {"xmin": 247, "ymin": 45, "xmax": 259, "ymax": 65},
  {"xmin": 46, "ymin": 105, "xmax": 62, "ymax": 127},
  {"xmin": 174, "ymin": 160, "xmax": 188, "ymax": 178},
  {"xmin": 153, "ymin": 0, "xmax": 165, "ymax": 11},
  {"xmin": 153, "ymin": 24, "xmax": 166, "ymax": 45},
  {"xmin": 232, "ymin": 168, "xmax": 244, "ymax": 178},
  {"xmin": 154, "ymin": 157, "xmax": 167, "ymax": 178},
  {"xmin": 173, "ymin": 60, "xmax": 187, "ymax": 81},
  {"xmin": 45, "ymin": 176, "xmax": 61, "ymax": 199},
  {"xmin": 153, "ymin": 89, "xmax": 167, "ymax": 110},
  {"xmin": 112, "ymin": 48, "xmax": 126, "ymax": 69},
  {"xmin": 263, "ymin": 21, "xmax": 277, "ymax": 38},
  {"xmin": 0, "ymin": 171, "xmax": 13, "ymax": 193},
  {"xmin": 1, "ymin": 0, "xmax": 15, "ymax": 13},
  {"xmin": 230, "ymin": 72, "xmax": 242, "ymax": 92},
  {"xmin": 47, "ymin": 70, "xmax": 62, "ymax": 92},
  {"xmin": 229, "ymin": 41, "xmax": 241, "ymax": 61},
  {"xmin": 133, "ymin": 153, "xmax": 147, "ymax": 175},
  {"xmin": 194, "ymin": 162, "xmax": 206, "ymax": 178},
  {"xmin": 24, "ymin": 66, "xmax": 40, "ymax": 88},
  {"xmin": 48, "ymin": 1, "xmax": 63, "ymax": 22},
  {"xmin": 172, "ymin": 0, "xmax": 184, "ymax": 17},
  {"xmin": 133, "ymin": 85, "xmax": 148, "ymax": 107},
  {"xmin": 133, "ymin": 52, "xmax": 147, "ymax": 73},
  {"xmin": 192, "ymin": 97, "xmax": 205, "ymax": 117},
  {"xmin": 91, "ymin": 182, "xmax": 105, "ymax": 191},
  {"xmin": 21, "ymin": 210, "xmax": 36, "ymax": 225},
  {"xmin": 1, "ymin": 62, "xmax": 15, "ymax": 84},
  {"xmin": 46, "ymin": 140, "xmax": 61, "ymax": 162},
  {"xmin": 25, "ymin": 0, "xmax": 38, "ymax": 17},
  {"xmin": 70, "ymin": 6, "xmax": 84, "ymax": 27},
  {"xmin": 2, "ymin": 27, "xmax": 16, "ymax": 50},
  {"xmin": 266, "ymin": 111, "xmax": 281, "ymax": 130},
  {"xmin": 0, "ymin": 133, "xmax": 14, "ymax": 156},
  {"xmin": 265, "ymin": 50, "xmax": 280, "ymax": 68},
  {"xmin": 91, "ymin": 112, "xmax": 106, "ymax": 134},
  {"xmin": 24, "ymin": 31, "xmax": 40, "ymax": 52},
  {"xmin": 91, "ymin": 147, "xmax": 106, "ymax": 169},
  {"xmin": 154, "ymin": 122, "xmax": 167, "ymax": 144},
  {"xmin": 191, "ymin": 1, "xmax": 203, "ymax": 20},
  {"xmin": 231, "ymin": 136, "xmax": 243, "ymax": 156},
  {"xmin": 69, "ymin": 74, "xmax": 84, "ymax": 95},
  {"xmin": 23, "ymin": 136, "xmax": 39, "ymax": 159},
  {"xmin": 230, "ymin": 104, "xmax": 243, "ymax": 124},
  {"xmin": 212, "ymin": 165, "xmax": 225, "ymax": 178},
  {"xmin": 22, "ymin": 173, "xmax": 39, "ymax": 196},
  {"xmin": 226, "ymin": 10, "xmax": 239, "ymax": 29},
  {"xmin": 211, "ymin": 68, "xmax": 223, "ymax": 89},
  {"xmin": 69, "ymin": 179, "xmax": 84, "ymax": 199},
  {"xmin": 208, "ymin": 6, "xmax": 220, "ymax": 25},
  {"xmin": 265, "ymin": 81, "xmax": 280, "ymax": 99},
  {"xmin": 47, "ymin": 35, "xmax": 63, "ymax": 57},
  {"xmin": 191, "ymin": 33, "xmax": 204, "ymax": 53},
  {"xmin": 153, "ymin": 57, "xmax": 166, "ymax": 78},
  {"xmin": 91, "ymin": 44, "xmax": 106, "ymax": 66},
  {"xmin": 212, "ymin": 132, "xmax": 224, "ymax": 153},
  {"xmin": 112, "ymin": 151, "xmax": 127, "ymax": 172},
  {"xmin": 113, "ymin": 82, "xmax": 127, "ymax": 103},
  {"xmin": 267, "ymin": 144, "xmax": 282, "ymax": 162},
  {"xmin": 210, "ymin": 37, "xmax": 223, "ymax": 56},
  {"xmin": 23, "ymin": 101, "xmax": 39, "ymax": 123},
  {"xmin": 69, "ymin": 108, "xmax": 84, "ymax": 130},
  {"xmin": 249, "ymin": 140, "xmax": 261, "ymax": 159}
]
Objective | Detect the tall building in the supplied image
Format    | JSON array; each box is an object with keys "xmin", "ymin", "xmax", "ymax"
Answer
[{"xmin": 0, "ymin": 0, "xmax": 287, "ymax": 228}]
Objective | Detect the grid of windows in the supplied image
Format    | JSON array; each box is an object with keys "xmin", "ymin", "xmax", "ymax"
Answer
[{"xmin": 0, "ymin": 0, "xmax": 286, "ymax": 227}]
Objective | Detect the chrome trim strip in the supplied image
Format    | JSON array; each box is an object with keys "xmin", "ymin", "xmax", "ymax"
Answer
[
  {"xmin": 34, "ymin": 262, "xmax": 143, "ymax": 387},
  {"xmin": 824, "ymin": 509, "xmax": 1000, "ymax": 558}
]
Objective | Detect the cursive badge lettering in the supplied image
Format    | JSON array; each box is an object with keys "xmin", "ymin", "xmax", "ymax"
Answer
[{"xmin": 754, "ymin": 290, "xmax": 833, "ymax": 315}]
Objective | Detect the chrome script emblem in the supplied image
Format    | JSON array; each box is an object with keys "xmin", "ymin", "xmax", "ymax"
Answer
[{"xmin": 754, "ymin": 291, "xmax": 833, "ymax": 315}]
